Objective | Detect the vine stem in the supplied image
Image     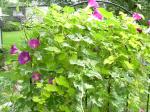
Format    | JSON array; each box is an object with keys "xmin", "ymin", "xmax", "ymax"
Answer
[
  {"xmin": 125, "ymin": 90, "xmax": 129, "ymax": 112},
  {"xmin": 80, "ymin": 87, "xmax": 85, "ymax": 112},
  {"xmin": 107, "ymin": 75, "xmax": 111, "ymax": 112},
  {"xmin": 146, "ymin": 74, "xmax": 150, "ymax": 112},
  {"xmin": 85, "ymin": 89, "xmax": 88, "ymax": 111}
]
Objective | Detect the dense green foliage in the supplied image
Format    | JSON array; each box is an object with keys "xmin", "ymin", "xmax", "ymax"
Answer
[
  {"xmin": 3, "ymin": 5, "xmax": 149, "ymax": 112},
  {"xmin": 3, "ymin": 21, "xmax": 21, "ymax": 32}
]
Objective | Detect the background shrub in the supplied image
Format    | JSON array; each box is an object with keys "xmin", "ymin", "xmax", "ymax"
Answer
[{"xmin": 3, "ymin": 21, "xmax": 21, "ymax": 32}]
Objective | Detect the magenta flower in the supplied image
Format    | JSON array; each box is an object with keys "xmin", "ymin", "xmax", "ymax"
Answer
[
  {"xmin": 28, "ymin": 39, "xmax": 40, "ymax": 49},
  {"xmin": 93, "ymin": 9, "xmax": 103, "ymax": 20},
  {"xmin": 88, "ymin": 0, "xmax": 99, "ymax": 8},
  {"xmin": 48, "ymin": 78, "xmax": 54, "ymax": 84},
  {"xmin": 18, "ymin": 51, "xmax": 31, "ymax": 64},
  {"xmin": 32, "ymin": 72, "xmax": 41, "ymax": 81},
  {"xmin": 136, "ymin": 28, "xmax": 142, "ymax": 33},
  {"xmin": 148, "ymin": 20, "xmax": 150, "ymax": 26},
  {"xmin": 132, "ymin": 13, "xmax": 142, "ymax": 20},
  {"xmin": 10, "ymin": 45, "xmax": 19, "ymax": 55}
]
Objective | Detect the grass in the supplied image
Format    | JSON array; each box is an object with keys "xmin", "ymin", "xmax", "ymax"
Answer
[
  {"xmin": 3, "ymin": 31, "xmax": 25, "ymax": 49},
  {"xmin": 0, "ymin": 30, "xmax": 27, "ymax": 78},
  {"xmin": 1, "ymin": 31, "xmax": 25, "ymax": 65}
]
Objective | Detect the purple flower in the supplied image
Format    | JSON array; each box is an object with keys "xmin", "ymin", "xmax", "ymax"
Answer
[
  {"xmin": 32, "ymin": 72, "xmax": 41, "ymax": 81},
  {"xmin": 132, "ymin": 13, "xmax": 142, "ymax": 20},
  {"xmin": 88, "ymin": 0, "xmax": 99, "ymax": 8},
  {"xmin": 48, "ymin": 78, "xmax": 54, "ymax": 84},
  {"xmin": 93, "ymin": 9, "xmax": 103, "ymax": 20},
  {"xmin": 28, "ymin": 39, "xmax": 40, "ymax": 49},
  {"xmin": 10, "ymin": 45, "xmax": 19, "ymax": 55},
  {"xmin": 136, "ymin": 28, "xmax": 142, "ymax": 33},
  {"xmin": 18, "ymin": 51, "xmax": 31, "ymax": 64},
  {"xmin": 148, "ymin": 20, "xmax": 150, "ymax": 26}
]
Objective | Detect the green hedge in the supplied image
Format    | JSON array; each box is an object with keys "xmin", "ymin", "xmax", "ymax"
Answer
[{"xmin": 3, "ymin": 21, "xmax": 21, "ymax": 32}]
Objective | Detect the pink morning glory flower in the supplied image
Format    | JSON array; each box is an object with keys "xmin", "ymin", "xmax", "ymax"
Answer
[
  {"xmin": 88, "ymin": 0, "xmax": 99, "ymax": 8},
  {"xmin": 93, "ymin": 9, "xmax": 103, "ymax": 20},
  {"xmin": 136, "ymin": 28, "xmax": 142, "ymax": 33},
  {"xmin": 32, "ymin": 72, "xmax": 41, "ymax": 81},
  {"xmin": 132, "ymin": 13, "xmax": 142, "ymax": 20},
  {"xmin": 10, "ymin": 45, "xmax": 19, "ymax": 55},
  {"xmin": 48, "ymin": 78, "xmax": 54, "ymax": 84},
  {"xmin": 148, "ymin": 20, "xmax": 150, "ymax": 26},
  {"xmin": 18, "ymin": 51, "xmax": 31, "ymax": 64},
  {"xmin": 28, "ymin": 39, "xmax": 40, "ymax": 49}
]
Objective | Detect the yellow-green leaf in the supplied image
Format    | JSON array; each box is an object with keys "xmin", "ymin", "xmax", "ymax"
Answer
[
  {"xmin": 104, "ymin": 55, "xmax": 116, "ymax": 65},
  {"xmin": 55, "ymin": 76, "xmax": 69, "ymax": 88},
  {"xmin": 54, "ymin": 35, "xmax": 65, "ymax": 43}
]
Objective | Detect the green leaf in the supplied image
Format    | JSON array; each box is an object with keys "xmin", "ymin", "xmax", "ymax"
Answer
[
  {"xmin": 86, "ymin": 70, "xmax": 102, "ymax": 79},
  {"xmin": 128, "ymin": 38, "xmax": 141, "ymax": 49},
  {"xmin": 32, "ymin": 96, "xmax": 41, "ymax": 103},
  {"xmin": 82, "ymin": 36, "xmax": 93, "ymax": 44},
  {"xmin": 104, "ymin": 55, "xmax": 116, "ymax": 65},
  {"xmin": 60, "ymin": 105, "xmax": 70, "ymax": 112},
  {"xmin": 67, "ymin": 88, "xmax": 75, "ymax": 96},
  {"xmin": 84, "ymin": 83, "xmax": 94, "ymax": 89},
  {"xmin": 34, "ymin": 51, "xmax": 42, "ymax": 60},
  {"xmin": 98, "ymin": 8, "xmax": 113, "ymax": 18},
  {"xmin": 56, "ymin": 68, "xmax": 64, "ymax": 73},
  {"xmin": 41, "ymin": 90, "xmax": 51, "ymax": 98},
  {"xmin": 90, "ymin": 97, "xmax": 102, "ymax": 107},
  {"xmin": 45, "ymin": 46, "xmax": 61, "ymax": 53},
  {"xmin": 55, "ymin": 76, "xmax": 69, "ymax": 88},
  {"xmin": 124, "ymin": 61, "xmax": 134, "ymax": 69},
  {"xmin": 69, "ymin": 59, "xmax": 85, "ymax": 67},
  {"xmin": 67, "ymin": 34, "xmax": 80, "ymax": 42},
  {"xmin": 63, "ymin": 6, "xmax": 75, "ymax": 13},
  {"xmin": 36, "ymin": 83, "xmax": 43, "ymax": 88},
  {"xmin": 44, "ymin": 84, "xmax": 58, "ymax": 92},
  {"xmin": 91, "ymin": 106, "xmax": 100, "ymax": 112},
  {"xmin": 64, "ymin": 23, "xmax": 72, "ymax": 29},
  {"xmin": 54, "ymin": 35, "xmax": 65, "ymax": 43},
  {"xmin": 51, "ymin": 4, "xmax": 62, "ymax": 11},
  {"xmin": 76, "ymin": 24, "xmax": 86, "ymax": 29}
]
